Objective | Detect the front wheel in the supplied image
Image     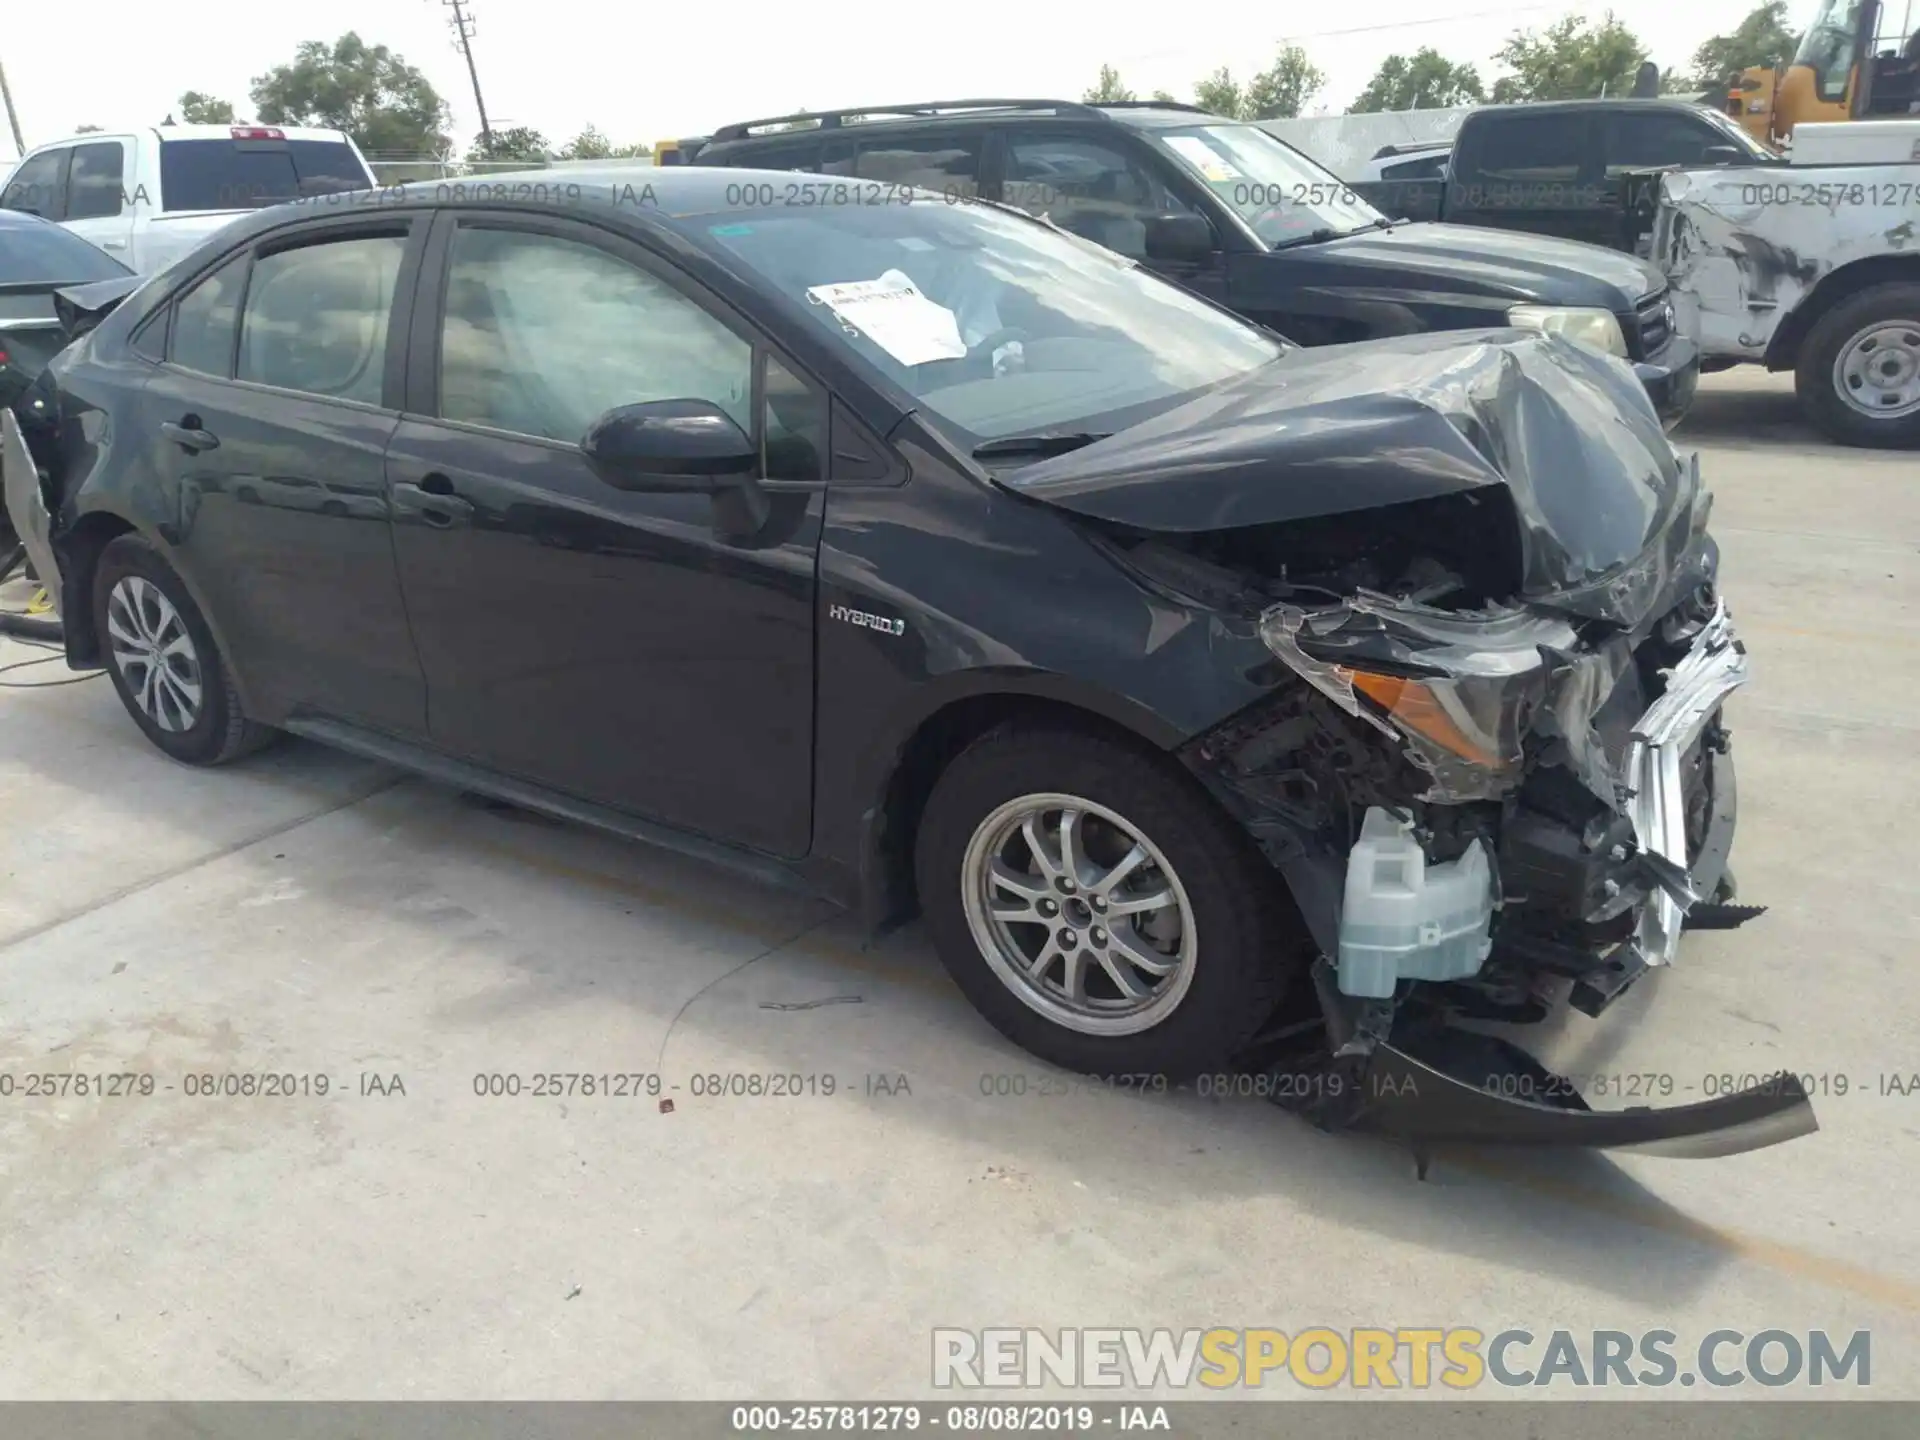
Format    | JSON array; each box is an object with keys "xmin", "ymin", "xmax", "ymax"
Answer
[
  {"xmin": 915, "ymin": 725, "xmax": 1307, "ymax": 1079},
  {"xmin": 1796, "ymin": 282, "xmax": 1920, "ymax": 449}
]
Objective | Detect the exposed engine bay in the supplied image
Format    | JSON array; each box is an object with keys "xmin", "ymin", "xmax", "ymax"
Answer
[{"xmin": 1012, "ymin": 330, "xmax": 1818, "ymax": 1160}]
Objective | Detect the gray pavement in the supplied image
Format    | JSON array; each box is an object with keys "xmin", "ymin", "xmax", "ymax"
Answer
[{"xmin": 1, "ymin": 367, "xmax": 1915, "ymax": 1399}]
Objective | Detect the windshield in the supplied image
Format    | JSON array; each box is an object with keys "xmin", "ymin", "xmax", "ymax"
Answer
[
  {"xmin": 698, "ymin": 199, "xmax": 1282, "ymax": 445},
  {"xmin": 1151, "ymin": 123, "xmax": 1386, "ymax": 247},
  {"xmin": 0, "ymin": 218, "xmax": 132, "ymax": 283},
  {"xmin": 1694, "ymin": 104, "xmax": 1778, "ymax": 157},
  {"xmin": 1795, "ymin": 0, "xmax": 1863, "ymax": 99}
]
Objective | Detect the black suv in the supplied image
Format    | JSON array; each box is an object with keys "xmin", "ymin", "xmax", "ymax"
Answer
[
  {"xmin": 690, "ymin": 99, "xmax": 1698, "ymax": 425},
  {"xmin": 4, "ymin": 168, "xmax": 1810, "ymax": 1157}
]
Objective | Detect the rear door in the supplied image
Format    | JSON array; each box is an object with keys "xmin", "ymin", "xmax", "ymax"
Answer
[
  {"xmin": 1449, "ymin": 110, "xmax": 1608, "ymax": 246},
  {"xmin": 383, "ymin": 210, "xmax": 826, "ymax": 857},
  {"xmin": 134, "ymin": 216, "xmax": 430, "ymax": 734}
]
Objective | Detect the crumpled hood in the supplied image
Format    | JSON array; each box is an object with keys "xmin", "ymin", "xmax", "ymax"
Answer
[{"xmin": 1005, "ymin": 328, "xmax": 1706, "ymax": 625}]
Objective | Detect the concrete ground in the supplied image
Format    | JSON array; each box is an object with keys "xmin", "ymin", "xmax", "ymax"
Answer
[{"xmin": 1, "ymin": 368, "xmax": 1916, "ymax": 1400}]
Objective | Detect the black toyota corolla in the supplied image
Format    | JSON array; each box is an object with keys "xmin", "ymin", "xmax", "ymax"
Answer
[{"xmin": 2, "ymin": 168, "xmax": 1816, "ymax": 1158}]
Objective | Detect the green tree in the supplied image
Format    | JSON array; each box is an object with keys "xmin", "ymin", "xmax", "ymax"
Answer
[
  {"xmin": 1194, "ymin": 66, "xmax": 1246, "ymax": 118},
  {"xmin": 560, "ymin": 123, "xmax": 614, "ymax": 160},
  {"xmin": 1244, "ymin": 45, "xmax": 1326, "ymax": 119},
  {"xmin": 1489, "ymin": 12, "xmax": 1649, "ymax": 102},
  {"xmin": 1349, "ymin": 49, "xmax": 1486, "ymax": 112},
  {"xmin": 1084, "ymin": 65, "xmax": 1136, "ymax": 103},
  {"xmin": 250, "ymin": 33, "xmax": 453, "ymax": 158},
  {"xmin": 178, "ymin": 91, "xmax": 239, "ymax": 125},
  {"xmin": 1688, "ymin": 2, "xmax": 1800, "ymax": 89},
  {"xmin": 465, "ymin": 126, "xmax": 550, "ymax": 165},
  {"xmin": 1151, "ymin": 89, "xmax": 1177, "ymax": 103}
]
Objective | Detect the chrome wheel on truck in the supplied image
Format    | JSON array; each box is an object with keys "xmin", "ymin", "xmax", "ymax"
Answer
[{"xmin": 1798, "ymin": 281, "xmax": 1920, "ymax": 450}]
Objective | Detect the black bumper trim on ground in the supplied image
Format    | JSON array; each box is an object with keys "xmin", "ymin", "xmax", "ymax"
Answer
[{"xmin": 1345, "ymin": 1041, "xmax": 1819, "ymax": 1157}]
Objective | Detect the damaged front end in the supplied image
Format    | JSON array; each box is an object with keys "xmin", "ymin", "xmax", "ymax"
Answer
[{"xmin": 1012, "ymin": 330, "xmax": 1816, "ymax": 1158}]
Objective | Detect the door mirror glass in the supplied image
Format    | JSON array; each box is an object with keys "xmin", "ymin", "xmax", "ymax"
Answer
[
  {"xmin": 1143, "ymin": 213, "xmax": 1215, "ymax": 263},
  {"xmin": 581, "ymin": 399, "xmax": 759, "ymax": 491}
]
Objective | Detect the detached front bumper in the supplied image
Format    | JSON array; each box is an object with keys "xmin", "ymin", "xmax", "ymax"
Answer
[
  {"xmin": 1254, "ymin": 601, "xmax": 1818, "ymax": 1159},
  {"xmin": 2, "ymin": 406, "xmax": 61, "ymax": 609}
]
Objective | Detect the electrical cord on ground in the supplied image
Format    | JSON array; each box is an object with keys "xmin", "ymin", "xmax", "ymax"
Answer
[{"xmin": 0, "ymin": 650, "xmax": 101, "ymax": 688}]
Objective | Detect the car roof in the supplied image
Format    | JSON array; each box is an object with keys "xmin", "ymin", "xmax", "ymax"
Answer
[
  {"xmin": 159, "ymin": 163, "xmax": 945, "ymax": 255},
  {"xmin": 1478, "ymin": 98, "xmax": 1710, "ymax": 116},
  {"xmin": 34, "ymin": 124, "xmax": 357, "ymax": 146}
]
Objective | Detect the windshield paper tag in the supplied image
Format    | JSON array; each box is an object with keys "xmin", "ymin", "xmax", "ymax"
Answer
[
  {"xmin": 805, "ymin": 271, "xmax": 967, "ymax": 366},
  {"xmin": 1163, "ymin": 135, "xmax": 1241, "ymax": 182}
]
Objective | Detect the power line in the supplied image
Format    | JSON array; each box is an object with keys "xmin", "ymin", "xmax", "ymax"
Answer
[{"xmin": 442, "ymin": 0, "xmax": 493, "ymax": 150}]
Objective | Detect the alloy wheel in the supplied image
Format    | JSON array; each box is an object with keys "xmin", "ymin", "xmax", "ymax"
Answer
[
  {"xmin": 106, "ymin": 575, "xmax": 204, "ymax": 733},
  {"xmin": 960, "ymin": 792, "xmax": 1198, "ymax": 1036}
]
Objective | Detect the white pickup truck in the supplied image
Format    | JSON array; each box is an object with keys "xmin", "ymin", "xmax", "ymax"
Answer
[
  {"xmin": 0, "ymin": 124, "xmax": 375, "ymax": 277},
  {"xmin": 1653, "ymin": 120, "xmax": 1920, "ymax": 449}
]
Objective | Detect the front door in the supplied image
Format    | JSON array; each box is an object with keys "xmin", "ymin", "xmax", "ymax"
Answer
[
  {"xmin": 138, "ymin": 221, "xmax": 429, "ymax": 735},
  {"xmin": 384, "ymin": 212, "xmax": 825, "ymax": 858},
  {"xmin": 996, "ymin": 130, "xmax": 1230, "ymax": 306}
]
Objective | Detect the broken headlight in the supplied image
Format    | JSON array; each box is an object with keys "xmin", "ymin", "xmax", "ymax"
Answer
[
  {"xmin": 1506, "ymin": 305, "xmax": 1628, "ymax": 359},
  {"xmin": 1258, "ymin": 600, "xmax": 1580, "ymax": 800}
]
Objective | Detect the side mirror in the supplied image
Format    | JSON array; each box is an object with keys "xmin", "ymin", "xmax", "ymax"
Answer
[
  {"xmin": 581, "ymin": 399, "xmax": 758, "ymax": 492},
  {"xmin": 1143, "ymin": 213, "xmax": 1216, "ymax": 264},
  {"xmin": 1703, "ymin": 145, "xmax": 1746, "ymax": 165}
]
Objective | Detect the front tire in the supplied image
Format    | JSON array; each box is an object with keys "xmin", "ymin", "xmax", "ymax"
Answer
[
  {"xmin": 1796, "ymin": 282, "xmax": 1920, "ymax": 449},
  {"xmin": 915, "ymin": 724, "xmax": 1307, "ymax": 1079},
  {"xmin": 93, "ymin": 535, "xmax": 274, "ymax": 766}
]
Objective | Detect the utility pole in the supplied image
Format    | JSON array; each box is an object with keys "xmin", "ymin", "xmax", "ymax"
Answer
[
  {"xmin": 443, "ymin": 0, "xmax": 493, "ymax": 153},
  {"xmin": 0, "ymin": 57, "xmax": 24, "ymax": 156}
]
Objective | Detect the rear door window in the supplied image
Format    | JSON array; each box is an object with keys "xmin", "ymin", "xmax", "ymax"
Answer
[
  {"xmin": 158, "ymin": 138, "xmax": 370, "ymax": 212},
  {"xmin": 1469, "ymin": 113, "xmax": 1592, "ymax": 183},
  {"xmin": 168, "ymin": 254, "xmax": 250, "ymax": 377},
  {"xmin": 65, "ymin": 141, "xmax": 128, "ymax": 220},
  {"xmin": 236, "ymin": 234, "xmax": 406, "ymax": 404}
]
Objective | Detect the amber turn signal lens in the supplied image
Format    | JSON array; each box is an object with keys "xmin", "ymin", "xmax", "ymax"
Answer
[{"xmin": 1344, "ymin": 669, "xmax": 1505, "ymax": 770}]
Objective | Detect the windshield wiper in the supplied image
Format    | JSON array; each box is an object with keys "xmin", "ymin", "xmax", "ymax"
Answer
[
  {"xmin": 1268, "ymin": 227, "xmax": 1338, "ymax": 251},
  {"xmin": 972, "ymin": 431, "xmax": 1112, "ymax": 460}
]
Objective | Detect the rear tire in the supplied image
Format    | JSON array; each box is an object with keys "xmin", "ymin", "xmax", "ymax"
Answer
[
  {"xmin": 1795, "ymin": 282, "xmax": 1920, "ymax": 449},
  {"xmin": 92, "ymin": 535, "xmax": 275, "ymax": 766},
  {"xmin": 915, "ymin": 724, "xmax": 1308, "ymax": 1079}
]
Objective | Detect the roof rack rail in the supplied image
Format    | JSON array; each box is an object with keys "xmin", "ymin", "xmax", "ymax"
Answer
[
  {"xmin": 709, "ymin": 99, "xmax": 1106, "ymax": 142},
  {"xmin": 1096, "ymin": 99, "xmax": 1217, "ymax": 114}
]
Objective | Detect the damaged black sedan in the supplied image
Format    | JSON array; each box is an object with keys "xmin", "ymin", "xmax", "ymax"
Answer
[{"xmin": 4, "ymin": 168, "xmax": 1815, "ymax": 1158}]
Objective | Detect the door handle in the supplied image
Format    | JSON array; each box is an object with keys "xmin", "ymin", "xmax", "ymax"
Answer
[
  {"xmin": 392, "ymin": 479, "xmax": 475, "ymax": 527},
  {"xmin": 102, "ymin": 240, "xmax": 129, "ymax": 250},
  {"xmin": 160, "ymin": 419, "xmax": 219, "ymax": 452}
]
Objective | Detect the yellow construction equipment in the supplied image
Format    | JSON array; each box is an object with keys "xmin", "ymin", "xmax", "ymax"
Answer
[{"xmin": 1726, "ymin": 0, "xmax": 1920, "ymax": 144}]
